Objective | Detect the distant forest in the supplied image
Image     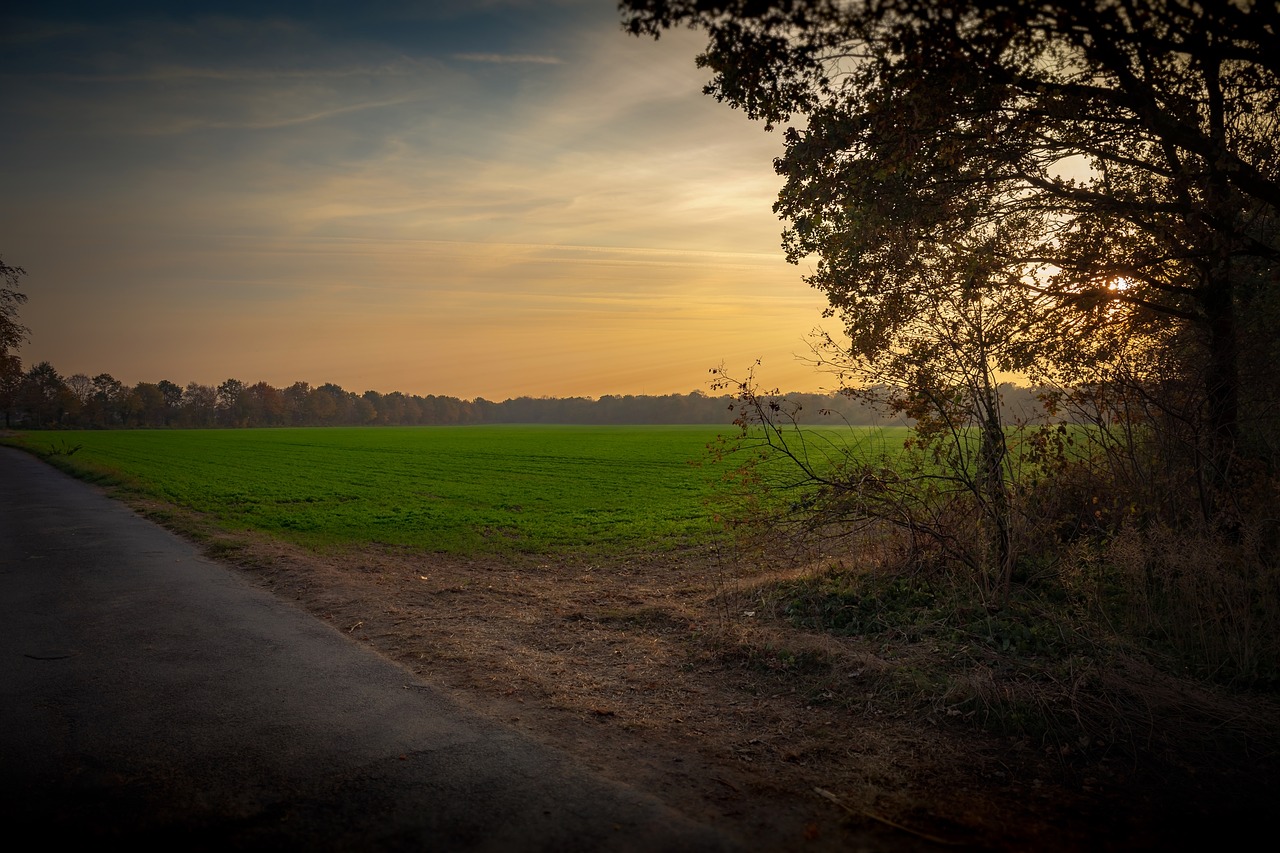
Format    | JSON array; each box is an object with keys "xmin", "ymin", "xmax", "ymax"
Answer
[{"xmin": 2, "ymin": 361, "xmax": 1051, "ymax": 429}]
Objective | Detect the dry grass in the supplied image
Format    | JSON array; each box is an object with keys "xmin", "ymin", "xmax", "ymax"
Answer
[{"xmin": 117, "ymin": 493, "xmax": 1280, "ymax": 852}]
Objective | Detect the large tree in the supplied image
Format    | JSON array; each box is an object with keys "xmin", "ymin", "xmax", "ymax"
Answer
[{"xmin": 623, "ymin": 0, "xmax": 1280, "ymax": 474}]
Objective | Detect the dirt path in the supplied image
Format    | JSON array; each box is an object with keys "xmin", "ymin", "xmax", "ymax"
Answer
[{"xmin": 184, "ymin": 526, "xmax": 1192, "ymax": 852}]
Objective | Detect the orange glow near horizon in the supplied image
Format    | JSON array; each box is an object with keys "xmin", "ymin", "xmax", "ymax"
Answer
[{"xmin": 2, "ymin": 5, "xmax": 836, "ymax": 400}]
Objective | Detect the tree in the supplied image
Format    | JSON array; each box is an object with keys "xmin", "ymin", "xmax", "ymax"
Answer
[
  {"xmin": 157, "ymin": 380, "xmax": 184, "ymax": 425},
  {"xmin": 126, "ymin": 382, "xmax": 167, "ymax": 427},
  {"xmin": 1, "ymin": 256, "xmax": 28, "ymax": 362},
  {"xmin": 361, "ymin": 389, "xmax": 384, "ymax": 423},
  {"xmin": 216, "ymin": 378, "xmax": 246, "ymax": 427},
  {"xmin": 283, "ymin": 381, "xmax": 312, "ymax": 425},
  {"xmin": 23, "ymin": 361, "xmax": 71, "ymax": 427},
  {"xmin": 1, "ymin": 258, "xmax": 29, "ymax": 428},
  {"xmin": 90, "ymin": 373, "xmax": 126, "ymax": 427},
  {"xmin": 623, "ymin": 0, "xmax": 1280, "ymax": 497},
  {"xmin": 0, "ymin": 355, "xmax": 23, "ymax": 428},
  {"xmin": 243, "ymin": 381, "xmax": 286, "ymax": 426},
  {"xmin": 309, "ymin": 383, "xmax": 354, "ymax": 425},
  {"xmin": 66, "ymin": 373, "xmax": 94, "ymax": 410},
  {"xmin": 182, "ymin": 382, "xmax": 217, "ymax": 427}
]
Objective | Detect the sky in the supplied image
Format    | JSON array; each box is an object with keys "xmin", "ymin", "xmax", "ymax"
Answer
[{"xmin": 0, "ymin": 0, "xmax": 831, "ymax": 400}]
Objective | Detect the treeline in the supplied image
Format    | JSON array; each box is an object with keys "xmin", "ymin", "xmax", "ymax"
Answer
[{"xmin": 1, "ymin": 359, "xmax": 1049, "ymax": 429}]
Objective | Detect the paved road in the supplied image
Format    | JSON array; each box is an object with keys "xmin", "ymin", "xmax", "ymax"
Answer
[{"xmin": 0, "ymin": 446, "xmax": 739, "ymax": 851}]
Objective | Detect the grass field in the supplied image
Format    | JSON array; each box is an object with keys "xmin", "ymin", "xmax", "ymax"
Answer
[
  {"xmin": 5, "ymin": 426, "xmax": 775, "ymax": 554},
  {"xmin": 4, "ymin": 423, "xmax": 1073, "ymax": 554}
]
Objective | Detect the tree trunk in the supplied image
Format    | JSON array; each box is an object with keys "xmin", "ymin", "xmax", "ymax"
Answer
[
  {"xmin": 978, "ymin": 387, "xmax": 1013, "ymax": 605},
  {"xmin": 1200, "ymin": 259, "xmax": 1241, "ymax": 526}
]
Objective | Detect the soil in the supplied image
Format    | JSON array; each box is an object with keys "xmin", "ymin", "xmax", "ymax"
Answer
[{"xmin": 136, "ymin": 501, "xmax": 1273, "ymax": 852}]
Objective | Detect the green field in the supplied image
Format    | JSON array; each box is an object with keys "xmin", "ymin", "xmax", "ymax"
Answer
[
  {"xmin": 5, "ymin": 424, "xmax": 1077, "ymax": 555},
  {"xmin": 5, "ymin": 426, "xmax": 769, "ymax": 554}
]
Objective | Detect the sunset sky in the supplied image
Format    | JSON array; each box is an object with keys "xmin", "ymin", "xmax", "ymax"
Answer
[{"xmin": 1, "ymin": 0, "xmax": 830, "ymax": 400}]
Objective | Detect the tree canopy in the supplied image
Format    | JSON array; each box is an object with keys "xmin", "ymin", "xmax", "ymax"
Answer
[
  {"xmin": 1, "ymin": 256, "xmax": 28, "ymax": 361},
  {"xmin": 623, "ymin": 0, "xmax": 1280, "ymax": 453}
]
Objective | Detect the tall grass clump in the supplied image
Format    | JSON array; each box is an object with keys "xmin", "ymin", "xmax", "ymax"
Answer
[{"xmin": 1039, "ymin": 377, "xmax": 1280, "ymax": 690}]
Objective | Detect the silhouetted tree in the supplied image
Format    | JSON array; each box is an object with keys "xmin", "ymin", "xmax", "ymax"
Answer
[
  {"xmin": 0, "ymin": 355, "xmax": 24, "ymax": 428},
  {"xmin": 624, "ymin": 0, "xmax": 1280, "ymax": 499},
  {"xmin": 0, "ymin": 256, "xmax": 28, "ymax": 362},
  {"xmin": 182, "ymin": 382, "xmax": 217, "ymax": 427},
  {"xmin": 66, "ymin": 374, "xmax": 93, "ymax": 412},
  {"xmin": 243, "ymin": 381, "xmax": 286, "ymax": 426},
  {"xmin": 23, "ymin": 361, "xmax": 71, "ymax": 427},
  {"xmin": 126, "ymin": 382, "xmax": 166, "ymax": 427},
  {"xmin": 89, "ymin": 373, "xmax": 126, "ymax": 428},
  {"xmin": 157, "ymin": 380, "xmax": 183, "ymax": 425},
  {"xmin": 216, "ymin": 378, "xmax": 246, "ymax": 427}
]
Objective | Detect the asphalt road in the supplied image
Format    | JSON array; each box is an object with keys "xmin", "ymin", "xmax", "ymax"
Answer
[{"xmin": 0, "ymin": 446, "xmax": 739, "ymax": 851}]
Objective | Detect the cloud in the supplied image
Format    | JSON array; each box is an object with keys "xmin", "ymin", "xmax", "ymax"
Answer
[
  {"xmin": 24, "ymin": 62, "xmax": 426, "ymax": 85},
  {"xmin": 451, "ymin": 52, "xmax": 563, "ymax": 64},
  {"xmin": 2, "ymin": 0, "xmax": 830, "ymax": 399}
]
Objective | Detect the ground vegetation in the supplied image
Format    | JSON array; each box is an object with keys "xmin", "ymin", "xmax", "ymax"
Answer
[
  {"xmin": 621, "ymin": 0, "xmax": 1280, "ymax": 684},
  {"xmin": 5, "ymin": 424, "xmax": 1275, "ymax": 849},
  {"xmin": 610, "ymin": 2, "xmax": 1280, "ymax": 832}
]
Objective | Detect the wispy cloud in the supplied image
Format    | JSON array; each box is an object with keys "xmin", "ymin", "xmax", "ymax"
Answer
[
  {"xmin": 16, "ymin": 62, "xmax": 427, "ymax": 84},
  {"xmin": 2, "ymin": 0, "xmax": 828, "ymax": 399},
  {"xmin": 451, "ymin": 52, "xmax": 563, "ymax": 64},
  {"xmin": 165, "ymin": 94, "xmax": 429, "ymax": 132}
]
